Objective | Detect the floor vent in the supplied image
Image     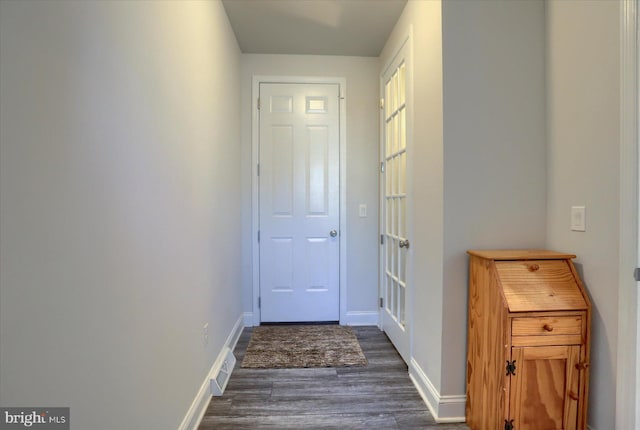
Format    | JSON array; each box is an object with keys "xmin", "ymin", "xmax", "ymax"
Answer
[{"xmin": 211, "ymin": 347, "xmax": 236, "ymax": 396}]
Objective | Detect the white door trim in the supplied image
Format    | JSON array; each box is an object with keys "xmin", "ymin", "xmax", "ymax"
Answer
[
  {"xmin": 617, "ymin": 1, "xmax": 639, "ymax": 428},
  {"xmin": 251, "ymin": 75, "xmax": 347, "ymax": 326}
]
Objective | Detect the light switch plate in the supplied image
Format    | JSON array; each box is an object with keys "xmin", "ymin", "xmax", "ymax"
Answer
[
  {"xmin": 359, "ymin": 204, "xmax": 367, "ymax": 218},
  {"xmin": 571, "ymin": 206, "xmax": 586, "ymax": 232}
]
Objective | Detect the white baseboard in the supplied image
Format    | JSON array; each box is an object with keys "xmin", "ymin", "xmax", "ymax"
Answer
[
  {"xmin": 243, "ymin": 311, "xmax": 254, "ymax": 327},
  {"xmin": 178, "ymin": 313, "xmax": 244, "ymax": 430},
  {"xmin": 342, "ymin": 311, "xmax": 378, "ymax": 326},
  {"xmin": 409, "ymin": 358, "xmax": 466, "ymax": 423}
]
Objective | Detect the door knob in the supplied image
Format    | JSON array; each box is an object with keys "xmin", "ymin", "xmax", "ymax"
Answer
[
  {"xmin": 330, "ymin": 230, "xmax": 338, "ymax": 237},
  {"xmin": 399, "ymin": 239, "xmax": 410, "ymax": 249}
]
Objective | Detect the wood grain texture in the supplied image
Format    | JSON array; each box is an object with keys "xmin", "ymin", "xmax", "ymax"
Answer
[
  {"xmin": 467, "ymin": 250, "xmax": 576, "ymax": 260},
  {"xmin": 199, "ymin": 326, "xmax": 470, "ymax": 430},
  {"xmin": 511, "ymin": 334, "xmax": 582, "ymax": 347},
  {"xmin": 510, "ymin": 346, "xmax": 580, "ymax": 430},
  {"xmin": 512, "ymin": 316, "xmax": 582, "ymax": 336},
  {"xmin": 465, "ymin": 255, "xmax": 508, "ymax": 430},
  {"xmin": 496, "ymin": 260, "xmax": 588, "ymax": 312},
  {"xmin": 568, "ymin": 260, "xmax": 591, "ymax": 430},
  {"xmin": 466, "ymin": 251, "xmax": 590, "ymax": 430}
]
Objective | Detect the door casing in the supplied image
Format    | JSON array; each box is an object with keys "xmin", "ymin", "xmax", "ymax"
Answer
[
  {"xmin": 251, "ymin": 75, "xmax": 347, "ymax": 326},
  {"xmin": 618, "ymin": 1, "xmax": 640, "ymax": 428}
]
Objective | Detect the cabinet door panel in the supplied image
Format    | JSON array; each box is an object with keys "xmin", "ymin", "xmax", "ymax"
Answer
[{"xmin": 510, "ymin": 345, "xmax": 580, "ymax": 430}]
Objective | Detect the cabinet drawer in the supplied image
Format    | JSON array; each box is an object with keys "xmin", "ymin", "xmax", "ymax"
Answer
[
  {"xmin": 512, "ymin": 316, "xmax": 581, "ymax": 336},
  {"xmin": 511, "ymin": 316, "xmax": 583, "ymax": 346}
]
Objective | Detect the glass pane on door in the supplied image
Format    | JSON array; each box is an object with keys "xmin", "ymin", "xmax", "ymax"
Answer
[{"xmin": 383, "ymin": 61, "xmax": 408, "ymax": 327}]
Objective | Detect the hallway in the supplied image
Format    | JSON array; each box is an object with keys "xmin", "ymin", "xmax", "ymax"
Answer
[
  {"xmin": 199, "ymin": 327, "xmax": 470, "ymax": 430},
  {"xmin": 0, "ymin": 1, "xmax": 634, "ymax": 428}
]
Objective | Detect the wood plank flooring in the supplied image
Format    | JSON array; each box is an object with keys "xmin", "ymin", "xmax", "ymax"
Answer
[{"xmin": 198, "ymin": 326, "xmax": 470, "ymax": 430}]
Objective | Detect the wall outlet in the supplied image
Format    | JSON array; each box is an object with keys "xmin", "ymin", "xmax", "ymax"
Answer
[
  {"xmin": 203, "ymin": 323, "xmax": 209, "ymax": 346},
  {"xmin": 571, "ymin": 206, "xmax": 586, "ymax": 232}
]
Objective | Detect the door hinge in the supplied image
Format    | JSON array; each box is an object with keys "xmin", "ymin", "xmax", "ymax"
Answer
[
  {"xmin": 634, "ymin": 267, "xmax": 640, "ymax": 282},
  {"xmin": 380, "ymin": 234, "xmax": 384, "ymax": 245},
  {"xmin": 380, "ymin": 98, "xmax": 384, "ymax": 110},
  {"xmin": 380, "ymin": 161, "xmax": 385, "ymax": 173},
  {"xmin": 257, "ymin": 163, "xmax": 260, "ymax": 176},
  {"xmin": 379, "ymin": 297, "xmax": 383, "ymax": 308},
  {"xmin": 506, "ymin": 360, "xmax": 516, "ymax": 376},
  {"xmin": 257, "ymin": 230, "xmax": 260, "ymax": 243},
  {"xmin": 504, "ymin": 419, "xmax": 514, "ymax": 430},
  {"xmin": 258, "ymin": 297, "xmax": 261, "ymax": 309},
  {"xmin": 257, "ymin": 97, "xmax": 260, "ymax": 110}
]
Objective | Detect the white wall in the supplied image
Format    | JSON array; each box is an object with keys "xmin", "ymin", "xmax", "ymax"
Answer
[
  {"xmin": 380, "ymin": 0, "xmax": 446, "ymax": 396},
  {"xmin": 240, "ymin": 54, "xmax": 380, "ymax": 323},
  {"xmin": 0, "ymin": 1, "xmax": 242, "ymax": 429},
  {"xmin": 441, "ymin": 0, "xmax": 547, "ymax": 396},
  {"xmin": 380, "ymin": 1, "xmax": 546, "ymax": 416},
  {"xmin": 385, "ymin": 0, "xmax": 624, "ymax": 425},
  {"xmin": 546, "ymin": 1, "xmax": 621, "ymax": 428}
]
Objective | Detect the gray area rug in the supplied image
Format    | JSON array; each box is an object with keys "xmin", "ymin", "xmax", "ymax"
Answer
[{"xmin": 241, "ymin": 325, "xmax": 368, "ymax": 368}]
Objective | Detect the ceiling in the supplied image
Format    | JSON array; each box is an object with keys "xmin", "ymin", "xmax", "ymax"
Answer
[{"xmin": 221, "ymin": 0, "xmax": 408, "ymax": 57}]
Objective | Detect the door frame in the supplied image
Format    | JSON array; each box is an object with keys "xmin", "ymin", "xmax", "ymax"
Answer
[
  {"xmin": 618, "ymin": 0, "xmax": 640, "ymax": 428},
  {"xmin": 251, "ymin": 76, "xmax": 347, "ymax": 326}
]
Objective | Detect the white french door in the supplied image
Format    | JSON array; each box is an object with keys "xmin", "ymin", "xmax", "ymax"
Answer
[
  {"xmin": 258, "ymin": 82, "xmax": 340, "ymax": 323},
  {"xmin": 380, "ymin": 43, "xmax": 411, "ymax": 363}
]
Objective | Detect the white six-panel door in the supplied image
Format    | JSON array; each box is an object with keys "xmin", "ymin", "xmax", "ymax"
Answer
[{"xmin": 259, "ymin": 83, "xmax": 340, "ymax": 322}]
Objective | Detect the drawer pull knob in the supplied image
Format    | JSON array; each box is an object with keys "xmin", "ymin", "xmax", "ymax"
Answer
[
  {"xmin": 568, "ymin": 391, "xmax": 579, "ymax": 401},
  {"xmin": 528, "ymin": 264, "xmax": 540, "ymax": 272},
  {"xmin": 543, "ymin": 324, "xmax": 554, "ymax": 332},
  {"xmin": 576, "ymin": 362, "xmax": 589, "ymax": 371}
]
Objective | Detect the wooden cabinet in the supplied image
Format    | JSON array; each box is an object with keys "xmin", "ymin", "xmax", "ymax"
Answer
[{"xmin": 465, "ymin": 250, "xmax": 591, "ymax": 430}]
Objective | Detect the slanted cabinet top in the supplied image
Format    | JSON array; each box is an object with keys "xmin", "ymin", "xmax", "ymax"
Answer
[
  {"xmin": 467, "ymin": 249, "xmax": 577, "ymax": 260},
  {"xmin": 467, "ymin": 249, "xmax": 588, "ymax": 313}
]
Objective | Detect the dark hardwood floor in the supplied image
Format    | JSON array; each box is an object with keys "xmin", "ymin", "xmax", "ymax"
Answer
[{"xmin": 198, "ymin": 326, "xmax": 470, "ymax": 430}]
